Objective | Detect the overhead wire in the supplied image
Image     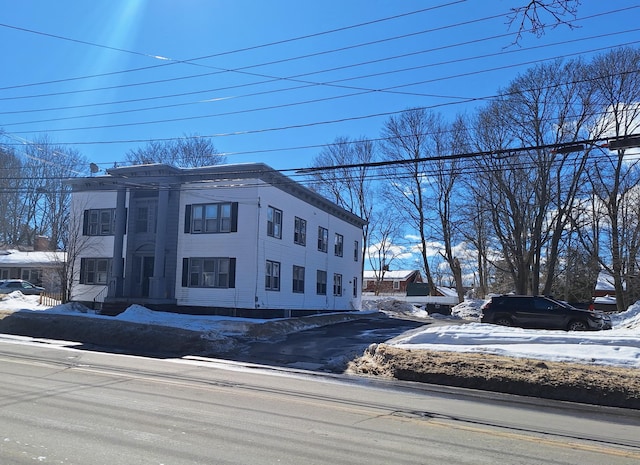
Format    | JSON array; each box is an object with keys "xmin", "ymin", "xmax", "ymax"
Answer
[
  {"xmin": 3, "ymin": 27, "xmax": 639, "ymax": 128},
  {"xmin": 0, "ymin": 1, "xmax": 466, "ymax": 92},
  {"xmin": 0, "ymin": 3, "xmax": 637, "ymax": 171},
  {"xmin": 1, "ymin": 5, "xmax": 634, "ymax": 108}
]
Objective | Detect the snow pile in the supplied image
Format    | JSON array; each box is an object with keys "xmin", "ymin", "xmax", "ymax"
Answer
[
  {"xmin": 0, "ymin": 291, "xmax": 50, "ymax": 310},
  {"xmin": 610, "ymin": 301, "xmax": 640, "ymax": 329},
  {"xmin": 451, "ymin": 299, "xmax": 484, "ymax": 320},
  {"xmin": 390, "ymin": 302, "xmax": 640, "ymax": 368},
  {"xmin": 113, "ymin": 304, "xmax": 268, "ymax": 335},
  {"xmin": 2, "ymin": 293, "xmax": 640, "ymax": 368},
  {"xmin": 365, "ymin": 298, "xmax": 429, "ymax": 319}
]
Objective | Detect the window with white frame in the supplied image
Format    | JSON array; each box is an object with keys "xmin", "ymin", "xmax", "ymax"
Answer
[
  {"xmin": 316, "ymin": 270, "xmax": 327, "ymax": 295},
  {"xmin": 21, "ymin": 269, "xmax": 41, "ymax": 285},
  {"xmin": 265, "ymin": 260, "xmax": 280, "ymax": 291},
  {"xmin": 317, "ymin": 227, "xmax": 328, "ymax": 253},
  {"xmin": 334, "ymin": 233, "xmax": 343, "ymax": 257},
  {"xmin": 353, "ymin": 277, "xmax": 358, "ymax": 298},
  {"xmin": 333, "ymin": 273, "xmax": 343, "ymax": 296},
  {"xmin": 187, "ymin": 203, "xmax": 235, "ymax": 234},
  {"xmin": 354, "ymin": 240, "xmax": 359, "ymax": 261},
  {"xmin": 79, "ymin": 258, "xmax": 112, "ymax": 285},
  {"xmin": 293, "ymin": 265, "xmax": 305, "ymax": 293},
  {"xmin": 267, "ymin": 206, "xmax": 282, "ymax": 239},
  {"xmin": 135, "ymin": 203, "xmax": 157, "ymax": 233},
  {"xmin": 393, "ymin": 280, "xmax": 400, "ymax": 290},
  {"xmin": 83, "ymin": 209, "xmax": 116, "ymax": 236},
  {"xmin": 294, "ymin": 217, "xmax": 306, "ymax": 246},
  {"xmin": 183, "ymin": 257, "xmax": 234, "ymax": 288}
]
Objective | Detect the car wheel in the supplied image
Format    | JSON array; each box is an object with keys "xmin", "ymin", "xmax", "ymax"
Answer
[
  {"xmin": 495, "ymin": 317, "xmax": 512, "ymax": 327},
  {"xmin": 568, "ymin": 320, "xmax": 588, "ymax": 331}
]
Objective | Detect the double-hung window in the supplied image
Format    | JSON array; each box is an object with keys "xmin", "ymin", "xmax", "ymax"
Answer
[
  {"xmin": 318, "ymin": 227, "xmax": 328, "ymax": 253},
  {"xmin": 294, "ymin": 217, "xmax": 306, "ymax": 246},
  {"xmin": 183, "ymin": 257, "xmax": 235, "ymax": 288},
  {"xmin": 185, "ymin": 203, "xmax": 237, "ymax": 234},
  {"xmin": 293, "ymin": 265, "xmax": 305, "ymax": 293},
  {"xmin": 83, "ymin": 209, "xmax": 116, "ymax": 236},
  {"xmin": 267, "ymin": 206, "xmax": 283, "ymax": 239},
  {"xmin": 316, "ymin": 270, "xmax": 327, "ymax": 295},
  {"xmin": 136, "ymin": 203, "xmax": 157, "ymax": 233},
  {"xmin": 265, "ymin": 260, "xmax": 281, "ymax": 291},
  {"xmin": 333, "ymin": 273, "xmax": 343, "ymax": 296},
  {"xmin": 192, "ymin": 203, "xmax": 233, "ymax": 233},
  {"xmin": 79, "ymin": 258, "xmax": 112, "ymax": 284},
  {"xmin": 334, "ymin": 233, "xmax": 343, "ymax": 257}
]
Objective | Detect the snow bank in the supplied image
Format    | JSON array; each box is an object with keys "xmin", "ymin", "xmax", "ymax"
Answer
[{"xmin": 2, "ymin": 294, "xmax": 640, "ymax": 368}]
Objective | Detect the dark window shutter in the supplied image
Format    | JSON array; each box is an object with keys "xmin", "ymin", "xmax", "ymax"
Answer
[
  {"xmin": 184, "ymin": 205, "xmax": 192, "ymax": 233},
  {"xmin": 82, "ymin": 210, "xmax": 89, "ymax": 235},
  {"xmin": 79, "ymin": 258, "xmax": 86, "ymax": 284},
  {"xmin": 229, "ymin": 258, "xmax": 236, "ymax": 288},
  {"xmin": 231, "ymin": 202, "xmax": 238, "ymax": 232},
  {"xmin": 182, "ymin": 258, "xmax": 189, "ymax": 287}
]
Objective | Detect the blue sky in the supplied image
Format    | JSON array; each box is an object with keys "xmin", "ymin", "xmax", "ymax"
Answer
[{"xmin": 1, "ymin": 1, "xmax": 639, "ymax": 175}]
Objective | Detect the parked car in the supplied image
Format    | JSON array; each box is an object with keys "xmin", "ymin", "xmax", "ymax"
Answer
[
  {"xmin": 0, "ymin": 279, "xmax": 45, "ymax": 295},
  {"xmin": 480, "ymin": 295, "xmax": 612, "ymax": 331}
]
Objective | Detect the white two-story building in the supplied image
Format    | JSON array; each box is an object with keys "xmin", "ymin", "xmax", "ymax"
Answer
[{"xmin": 66, "ymin": 163, "xmax": 365, "ymax": 316}]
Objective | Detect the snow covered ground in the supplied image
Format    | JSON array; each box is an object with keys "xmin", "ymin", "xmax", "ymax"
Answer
[{"xmin": 2, "ymin": 292, "xmax": 640, "ymax": 369}]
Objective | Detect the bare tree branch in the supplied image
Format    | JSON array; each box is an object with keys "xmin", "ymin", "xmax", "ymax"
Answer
[{"xmin": 508, "ymin": 0, "xmax": 580, "ymax": 44}]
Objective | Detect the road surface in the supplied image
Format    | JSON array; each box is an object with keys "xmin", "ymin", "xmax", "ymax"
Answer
[{"xmin": 0, "ymin": 336, "xmax": 638, "ymax": 464}]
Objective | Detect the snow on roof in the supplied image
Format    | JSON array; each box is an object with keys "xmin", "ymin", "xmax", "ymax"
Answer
[
  {"xmin": 436, "ymin": 286, "xmax": 458, "ymax": 298},
  {"xmin": 596, "ymin": 271, "xmax": 616, "ymax": 291},
  {"xmin": 362, "ymin": 270, "xmax": 419, "ymax": 280},
  {"xmin": 0, "ymin": 250, "xmax": 66, "ymax": 267}
]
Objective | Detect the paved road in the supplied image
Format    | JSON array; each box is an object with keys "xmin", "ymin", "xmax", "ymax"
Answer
[
  {"xmin": 236, "ymin": 316, "xmax": 462, "ymax": 372},
  {"xmin": 0, "ymin": 339, "xmax": 637, "ymax": 465}
]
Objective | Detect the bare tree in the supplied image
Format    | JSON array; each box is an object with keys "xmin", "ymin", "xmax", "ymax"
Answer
[
  {"xmin": 0, "ymin": 146, "xmax": 25, "ymax": 245},
  {"xmin": 430, "ymin": 115, "xmax": 469, "ymax": 302},
  {"xmin": 308, "ymin": 136, "xmax": 376, "ymax": 269},
  {"xmin": 22, "ymin": 136, "xmax": 87, "ymax": 250},
  {"xmin": 125, "ymin": 134, "xmax": 225, "ymax": 168},
  {"xmin": 583, "ymin": 47, "xmax": 640, "ymax": 310},
  {"xmin": 380, "ymin": 108, "xmax": 438, "ymax": 294},
  {"xmin": 366, "ymin": 211, "xmax": 405, "ymax": 296},
  {"xmin": 469, "ymin": 59, "xmax": 594, "ymax": 295}
]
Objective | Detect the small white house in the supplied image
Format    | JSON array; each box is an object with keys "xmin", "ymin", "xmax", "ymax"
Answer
[
  {"xmin": 66, "ymin": 163, "xmax": 366, "ymax": 316},
  {"xmin": 0, "ymin": 248, "xmax": 66, "ymax": 292}
]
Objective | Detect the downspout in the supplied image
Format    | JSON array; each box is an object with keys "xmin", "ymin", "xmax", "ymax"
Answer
[
  {"xmin": 255, "ymin": 196, "xmax": 261, "ymax": 309},
  {"xmin": 111, "ymin": 186, "xmax": 127, "ymax": 298}
]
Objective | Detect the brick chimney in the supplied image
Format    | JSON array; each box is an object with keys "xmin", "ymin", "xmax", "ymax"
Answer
[{"xmin": 34, "ymin": 236, "xmax": 50, "ymax": 251}]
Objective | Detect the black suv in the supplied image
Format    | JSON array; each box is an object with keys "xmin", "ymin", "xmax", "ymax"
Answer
[{"xmin": 480, "ymin": 295, "xmax": 612, "ymax": 331}]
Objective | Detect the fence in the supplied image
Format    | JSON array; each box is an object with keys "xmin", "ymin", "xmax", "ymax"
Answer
[{"xmin": 39, "ymin": 292, "xmax": 63, "ymax": 307}]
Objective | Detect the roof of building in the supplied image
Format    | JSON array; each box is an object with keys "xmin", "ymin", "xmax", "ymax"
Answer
[
  {"xmin": 0, "ymin": 249, "xmax": 66, "ymax": 267},
  {"xmin": 362, "ymin": 270, "xmax": 420, "ymax": 280},
  {"xmin": 66, "ymin": 162, "xmax": 366, "ymax": 228},
  {"xmin": 596, "ymin": 270, "xmax": 617, "ymax": 291}
]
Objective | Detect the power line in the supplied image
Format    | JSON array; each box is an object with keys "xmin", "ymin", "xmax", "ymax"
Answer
[
  {"xmin": 2, "ymin": 5, "xmax": 633, "ymax": 109},
  {"xmin": 4, "ymin": 27, "xmax": 638, "ymax": 127},
  {"xmin": 0, "ymin": 5, "xmax": 636, "ymax": 169},
  {"xmin": 0, "ymin": 2, "xmax": 466, "ymax": 94},
  {"xmin": 6, "ymin": 59, "xmax": 639, "ymax": 139}
]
